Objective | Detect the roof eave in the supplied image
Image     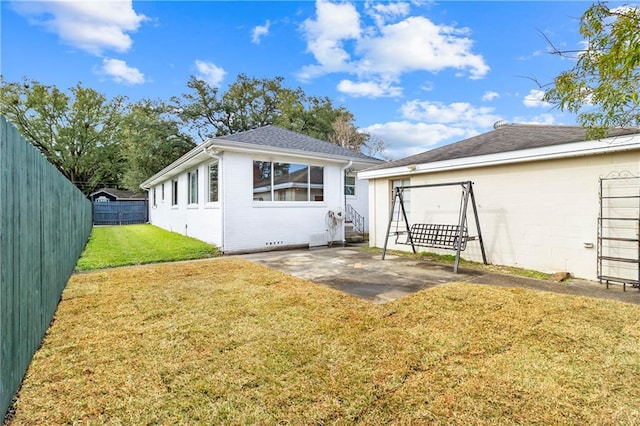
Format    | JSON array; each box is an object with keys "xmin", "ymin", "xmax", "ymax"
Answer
[
  {"xmin": 358, "ymin": 134, "xmax": 640, "ymax": 180},
  {"xmin": 140, "ymin": 138, "xmax": 384, "ymax": 189},
  {"xmin": 211, "ymin": 138, "xmax": 382, "ymax": 165}
]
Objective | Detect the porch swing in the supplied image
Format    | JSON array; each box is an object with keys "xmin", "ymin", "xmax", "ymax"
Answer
[{"xmin": 382, "ymin": 181, "xmax": 488, "ymax": 273}]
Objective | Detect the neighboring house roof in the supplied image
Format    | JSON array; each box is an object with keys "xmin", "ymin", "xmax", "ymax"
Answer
[
  {"xmin": 360, "ymin": 124, "xmax": 640, "ymax": 179},
  {"xmin": 141, "ymin": 125, "xmax": 383, "ymax": 189},
  {"xmin": 90, "ymin": 188, "xmax": 148, "ymax": 200}
]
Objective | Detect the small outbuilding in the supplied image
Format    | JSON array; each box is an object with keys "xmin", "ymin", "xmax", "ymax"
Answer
[
  {"xmin": 140, "ymin": 125, "xmax": 383, "ymax": 253},
  {"xmin": 359, "ymin": 123, "xmax": 640, "ymax": 287},
  {"xmin": 89, "ymin": 187, "xmax": 148, "ymax": 202}
]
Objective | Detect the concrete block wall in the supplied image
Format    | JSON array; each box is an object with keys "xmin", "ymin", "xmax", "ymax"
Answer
[{"xmin": 369, "ymin": 151, "xmax": 640, "ymax": 280}]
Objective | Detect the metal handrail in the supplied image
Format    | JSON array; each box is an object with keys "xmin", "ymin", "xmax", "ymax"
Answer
[{"xmin": 345, "ymin": 204, "xmax": 365, "ymax": 237}]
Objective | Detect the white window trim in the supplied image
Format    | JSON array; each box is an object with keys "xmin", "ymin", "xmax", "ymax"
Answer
[
  {"xmin": 345, "ymin": 175, "xmax": 356, "ymax": 197},
  {"xmin": 188, "ymin": 169, "xmax": 199, "ymax": 206},
  {"xmin": 171, "ymin": 179, "xmax": 179, "ymax": 208},
  {"xmin": 252, "ymin": 160, "xmax": 325, "ymax": 204},
  {"xmin": 206, "ymin": 162, "xmax": 220, "ymax": 206}
]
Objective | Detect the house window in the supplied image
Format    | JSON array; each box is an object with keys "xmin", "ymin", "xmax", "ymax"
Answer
[
  {"xmin": 310, "ymin": 166, "xmax": 324, "ymax": 201},
  {"xmin": 253, "ymin": 161, "xmax": 272, "ymax": 201},
  {"xmin": 171, "ymin": 179, "xmax": 178, "ymax": 206},
  {"xmin": 253, "ymin": 161, "xmax": 323, "ymax": 202},
  {"xmin": 152, "ymin": 187, "xmax": 157, "ymax": 207},
  {"xmin": 208, "ymin": 162, "xmax": 219, "ymax": 202},
  {"xmin": 345, "ymin": 175, "xmax": 356, "ymax": 196},
  {"xmin": 161, "ymin": 183, "xmax": 165, "ymax": 202},
  {"xmin": 188, "ymin": 169, "xmax": 199, "ymax": 204},
  {"xmin": 391, "ymin": 179, "xmax": 410, "ymax": 220}
]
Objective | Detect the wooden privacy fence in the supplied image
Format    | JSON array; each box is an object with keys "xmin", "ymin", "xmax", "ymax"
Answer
[
  {"xmin": 0, "ymin": 117, "xmax": 92, "ymax": 419},
  {"xmin": 92, "ymin": 200, "xmax": 148, "ymax": 225}
]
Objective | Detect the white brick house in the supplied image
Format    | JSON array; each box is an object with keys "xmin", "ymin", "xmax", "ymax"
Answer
[
  {"xmin": 140, "ymin": 126, "xmax": 382, "ymax": 253},
  {"xmin": 359, "ymin": 124, "xmax": 640, "ymax": 284}
]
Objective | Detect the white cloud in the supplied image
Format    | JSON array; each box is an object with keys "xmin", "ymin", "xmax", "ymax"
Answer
[
  {"xmin": 357, "ymin": 16, "xmax": 489, "ymax": 80},
  {"xmin": 337, "ymin": 79, "xmax": 402, "ymax": 98},
  {"xmin": 365, "ymin": 1, "xmax": 411, "ymax": 27},
  {"xmin": 12, "ymin": 0, "xmax": 147, "ymax": 56},
  {"xmin": 363, "ymin": 121, "xmax": 477, "ymax": 159},
  {"xmin": 361, "ymin": 98, "xmax": 504, "ymax": 159},
  {"xmin": 252, "ymin": 20, "xmax": 270, "ymax": 44},
  {"xmin": 195, "ymin": 60, "xmax": 226, "ymax": 86},
  {"xmin": 298, "ymin": 0, "xmax": 361, "ymax": 80},
  {"xmin": 298, "ymin": 1, "xmax": 489, "ymax": 94},
  {"xmin": 512, "ymin": 113, "xmax": 557, "ymax": 125},
  {"xmin": 401, "ymin": 100, "xmax": 501, "ymax": 127},
  {"xmin": 99, "ymin": 58, "xmax": 145, "ymax": 85},
  {"xmin": 523, "ymin": 89, "xmax": 552, "ymax": 108},
  {"xmin": 482, "ymin": 91, "xmax": 500, "ymax": 101}
]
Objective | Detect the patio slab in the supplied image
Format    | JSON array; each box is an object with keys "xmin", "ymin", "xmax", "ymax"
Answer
[{"xmin": 239, "ymin": 246, "xmax": 640, "ymax": 304}]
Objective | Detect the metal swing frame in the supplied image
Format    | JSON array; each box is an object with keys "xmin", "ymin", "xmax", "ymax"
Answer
[{"xmin": 382, "ymin": 181, "xmax": 488, "ymax": 273}]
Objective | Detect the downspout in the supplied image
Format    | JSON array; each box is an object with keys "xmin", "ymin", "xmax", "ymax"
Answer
[
  {"xmin": 204, "ymin": 147, "xmax": 224, "ymax": 252},
  {"xmin": 340, "ymin": 160, "xmax": 353, "ymax": 244}
]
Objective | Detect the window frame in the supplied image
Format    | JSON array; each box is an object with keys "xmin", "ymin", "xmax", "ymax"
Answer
[
  {"xmin": 171, "ymin": 179, "xmax": 179, "ymax": 206},
  {"xmin": 345, "ymin": 175, "xmax": 356, "ymax": 196},
  {"xmin": 207, "ymin": 162, "xmax": 219, "ymax": 203},
  {"xmin": 253, "ymin": 160, "xmax": 324, "ymax": 203},
  {"xmin": 188, "ymin": 169, "xmax": 199, "ymax": 205}
]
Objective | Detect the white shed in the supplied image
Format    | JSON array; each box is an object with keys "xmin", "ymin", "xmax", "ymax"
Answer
[
  {"xmin": 141, "ymin": 125, "xmax": 382, "ymax": 253},
  {"xmin": 359, "ymin": 123, "xmax": 640, "ymax": 285}
]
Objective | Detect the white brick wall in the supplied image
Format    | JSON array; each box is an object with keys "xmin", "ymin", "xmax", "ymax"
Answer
[{"xmin": 368, "ymin": 151, "xmax": 640, "ymax": 280}]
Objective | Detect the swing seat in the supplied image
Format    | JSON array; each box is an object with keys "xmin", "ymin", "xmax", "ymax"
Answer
[{"xmin": 403, "ymin": 223, "xmax": 469, "ymax": 251}]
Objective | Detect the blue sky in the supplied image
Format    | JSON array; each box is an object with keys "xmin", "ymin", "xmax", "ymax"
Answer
[{"xmin": 1, "ymin": 1, "xmax": 617, "ymax": 159}]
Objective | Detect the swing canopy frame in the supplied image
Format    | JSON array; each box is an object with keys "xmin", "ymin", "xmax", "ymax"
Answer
[{"xmin": 382, "ymin": 180, "xmax": 488, "ymax": 273}]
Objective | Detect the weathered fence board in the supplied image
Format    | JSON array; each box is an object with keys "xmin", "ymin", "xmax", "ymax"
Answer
[{"xmin": 0, "ymin": 116, "xmax": 92, "ymax": 419}]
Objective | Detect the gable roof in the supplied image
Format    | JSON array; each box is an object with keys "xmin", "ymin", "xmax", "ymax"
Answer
[
  {"xmin": 364, "ymin": 124, "xmax": 640, "ymax": 173},
  {"xmin": 141, "ymin": 125, "xmax": 383, "ymax": 189},
  {"xmin": 90, "ymin": 188, "xmax": 147, "ymax": 200},
  {"xmin": 210, "ymin": 125, "xmax": 380, "ymax": 162}
]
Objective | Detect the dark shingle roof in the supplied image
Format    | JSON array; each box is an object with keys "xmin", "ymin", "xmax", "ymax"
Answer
[
  {"xmin": 366, "ymin": 124, "xmax": 640, "ymax": 171},
  {"xmin": 90, "ymin": 188, "xmax": 148, "ymax": 200},
  {"xmin": 212, "ymin": 125, "xmax": 381, "ymax": 162}
]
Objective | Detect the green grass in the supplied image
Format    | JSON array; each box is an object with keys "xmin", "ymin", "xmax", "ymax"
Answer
[
  {"xmin": 75, "ymin": 224, "xmax": 219, "ymax": 271},
  {"xmin": 9, "ymin": 259, "xmax": 640, "ymax": 424}
]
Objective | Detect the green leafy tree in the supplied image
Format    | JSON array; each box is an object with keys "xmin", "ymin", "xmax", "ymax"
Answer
[
  {"xmin": 173, "ymin": 74, "xmax": 382, "ymax": 155},
  {"xmin": 173, "ymin": 74, "xmax": 302, "ymax": 140},
  {"xmin": 0, "ymin": 78, "xmax": 125, "ymax": 193},
  {"xmin": 544, "ymin": 2, "xmax": 640, "ymax": 138},
  {"xmin": 119, "ymin": 100, "xmax": 194, "ymax": 191}
]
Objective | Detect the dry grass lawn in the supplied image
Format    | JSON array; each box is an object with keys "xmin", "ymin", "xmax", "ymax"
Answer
[{"xmin": 8, "ymin": 259, "xmax": 640, "ymax": 425}]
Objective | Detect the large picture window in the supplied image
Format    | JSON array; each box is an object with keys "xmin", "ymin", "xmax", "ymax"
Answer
[
  {"xmin": 253, "ymin": 161, "xmax": 323, "ymax": 202},
  {"xmin": 208, "ymin": 162, "xmax": 219, "ymax": 202},
  {"xmin": 188, "ymin": 170, "xmax": 199, "ymax": 204}
]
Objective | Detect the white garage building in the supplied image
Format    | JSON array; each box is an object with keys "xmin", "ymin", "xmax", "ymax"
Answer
[{"xmin": 359, "ymin": 123, "xmax": 640, "ymax": 286}]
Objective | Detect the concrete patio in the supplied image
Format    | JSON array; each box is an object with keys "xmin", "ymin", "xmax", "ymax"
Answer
[{"xmin": 240, "ymin": 246, "xmax": 640, "ymax": 305}]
